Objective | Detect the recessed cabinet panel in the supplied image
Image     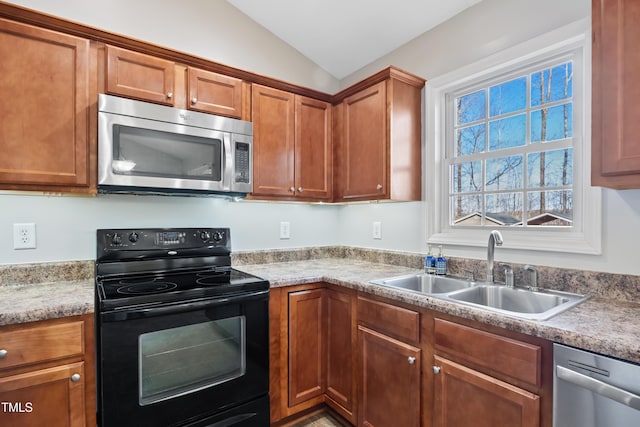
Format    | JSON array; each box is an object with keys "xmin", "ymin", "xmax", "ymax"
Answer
[
  {"xmin": 251, "ymin": 84, "xmax": 296, "ymax": 197},
  {"xmin": 106, "ymin": 45, "xmax": 175, "ymax": 106},
  {"xmin": 188, "ymin": 67, "xmax": 243, "ymax": 118},
  {"xmin": 592, "ymin": 0, "xmax": 640, "ymax": 188},
  {"xmin": 433, "ymin": 356, "xmax": 540, "ymax": 427},
  {"xmin": 342, "ymin": 82, "xmax": 387, "ymax": 200},
  {"xmin": 0, "ymin": 18, "xmax": 91, "ymax": 190}
]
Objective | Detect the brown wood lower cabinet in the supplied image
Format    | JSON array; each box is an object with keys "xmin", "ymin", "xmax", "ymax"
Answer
[
  {"xmin": 432, "ymin": 356, "xmax": 540, "ymax": 427},
  {"xmin": 359, "ymin": 326, "xmax": 421, "ymax": 427},
  {"xmin": 270, "ymin": 287, "xmax": 552, "ymax": 427},
  {"xmin": 0, "ymin": 315, "xmax": 95, "ymax": 427}
]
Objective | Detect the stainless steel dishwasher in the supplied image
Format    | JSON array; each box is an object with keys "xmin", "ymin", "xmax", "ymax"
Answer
[{"xmin": 554, "ymin": 343, "xmax": 640, "ymax": 426}]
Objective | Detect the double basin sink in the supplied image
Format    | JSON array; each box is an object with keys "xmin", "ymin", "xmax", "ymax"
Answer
[{"xmin": 369, "ymin": 273, "xmax": 589, "ymax": 320}]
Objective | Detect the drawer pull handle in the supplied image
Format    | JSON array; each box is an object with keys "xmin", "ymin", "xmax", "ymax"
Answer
[
  {"xmin": 70, "ymin": 373, "xmax": 81, "ymax": 382},
  {"xmin": 0, "ymin": 349, "xmax": 7, "ymax": 359},
  {"xmin": 408, "ymin": 356, "xmax": 416, "ymax": 365},
  {"xmin": 191, "ymin": 97, "xmax": 198, "ymax": 105},
  {"xmin": 376, "ymin": 184, "xmax": 383, "ymax": 190},
  {"xmin": 433, "ymin": 366, "xmax": 441, "ymax": 374},
  {"xmin": 167, "ymin": 92, "xmax": 173, "ymax": 99}
]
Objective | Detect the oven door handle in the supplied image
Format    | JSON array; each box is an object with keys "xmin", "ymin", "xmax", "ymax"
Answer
[{"xmin": 101, "ymin": 290, "xmax": 269, "ymax": 322}]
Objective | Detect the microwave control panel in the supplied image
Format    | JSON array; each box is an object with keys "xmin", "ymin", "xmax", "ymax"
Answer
[{"xmin": 235, "ymin": 142, "xmax": 250, "ymax": 183}]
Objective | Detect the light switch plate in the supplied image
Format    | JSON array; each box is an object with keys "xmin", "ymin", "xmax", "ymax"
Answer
[
  {"xmin": 280, "ymin": 221, "xmax": 290, "ymax": 239},
  {"xmin": 372, "ymin": 221, "xmax": 382, "ymax": 240}
]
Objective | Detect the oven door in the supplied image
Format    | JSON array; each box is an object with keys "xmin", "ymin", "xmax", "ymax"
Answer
[{"xmin": 98, "ymin": 290, "xmax": 269, "ymax": 427}]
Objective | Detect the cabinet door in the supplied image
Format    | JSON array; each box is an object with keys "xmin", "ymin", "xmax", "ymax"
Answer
[
  {"xmin": 106, "ymin": 45, "xmax": 175, "ymax": 106},
  {"xmin": 433, "ymin": 356, "xmax": 540, "ymax": 427},
  {"xmin": 592, "ymin": 0, "xmax": 640, "ymax": 189},
  {"xmin": 251, "ymin": 84, "xmax": 295, "ymax": 197},
  {"xmin": 188, "ymin": 67, "xmax": 243, "ymax": 118},
  {"xmin": 288, "ymin": 289, "xmax": 326, "ymax": 407},
  {"xmin": 359, "ymin": 326, "xmax": 420, "ymax": 427},
  {"xmin": 0, "ymin": 19, "xmax": 91, "ymax": 190},
  {"xmin": 0, "ymin": 362, "xmax": 85, "ymax": 427},
  {"xmin": 295, "ymin": 95, "xmax": 332, "ymax": 200},
  {"xmin": 341, "ymin": 81, "xmax": 387, "ymax": 200},
  {"xmin": 325, "ymin": 288, "xmax": 355, "ymax": 422}
]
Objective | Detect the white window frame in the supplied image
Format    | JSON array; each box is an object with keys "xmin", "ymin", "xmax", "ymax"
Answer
[{"xmin": 426, "ymin": 20, "xmax": 601, "ymax": 254}]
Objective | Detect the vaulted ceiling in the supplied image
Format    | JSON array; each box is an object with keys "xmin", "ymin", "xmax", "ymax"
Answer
[{"xmin": 226, "ymin": 0, "xmax": 482, "ymax": 80}]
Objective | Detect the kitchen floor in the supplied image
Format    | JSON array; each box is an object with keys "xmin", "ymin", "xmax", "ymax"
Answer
[{"xmin": 286, "ymin": 410, "xmax": 347, "ymax": 427}]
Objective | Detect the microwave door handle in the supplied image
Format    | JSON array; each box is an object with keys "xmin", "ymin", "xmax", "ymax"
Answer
[
  {"xmin": 100, "ymin": 290, "xmax": 269, "ymax": 322},
  {"xmin": 223, "ymin": 133, "xmax": 233, "ymax": 191}
]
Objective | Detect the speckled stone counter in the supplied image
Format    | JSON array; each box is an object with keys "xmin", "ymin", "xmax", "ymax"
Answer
[
  {"xmin": 0, "ymin": 261, "xmax": 94, "ymax": 326},
  {"xmin": 2, "ymin": 255, "xmax": 639, "ymax": 366},
  {"xmin": 234, "ymin": 259, "xmax": 640, "ymax": 365}
]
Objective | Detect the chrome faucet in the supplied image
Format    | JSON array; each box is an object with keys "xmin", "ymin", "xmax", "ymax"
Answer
[{"xmin": 486, "ymin": 230, "xmax": 504, "ymax": 283}]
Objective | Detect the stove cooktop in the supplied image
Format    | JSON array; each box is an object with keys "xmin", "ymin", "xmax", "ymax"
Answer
[{"xmin": 96, "ymin": 267, "xmax": 269, "ymax": 311}]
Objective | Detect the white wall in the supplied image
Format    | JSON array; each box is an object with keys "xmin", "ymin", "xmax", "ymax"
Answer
[
  {"xmin": 0, "ymin": 194, "xmax": 339, "ymax": 264},
  {"xmin": 336, "ymin": 0, "xmax": 640, "ymax": 276}
]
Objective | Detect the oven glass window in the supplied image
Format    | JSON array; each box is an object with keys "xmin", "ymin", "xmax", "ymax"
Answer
[
  {"xmin": 113, "ymin": 125, "xmax": 222, "ymax": 181},
  {"xmin": 138, "ymin": 316, "xmax": 246, "ymax": 405}
]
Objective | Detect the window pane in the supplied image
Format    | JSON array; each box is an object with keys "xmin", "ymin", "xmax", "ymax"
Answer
[
  {"xmin": 456, "ymin": 124, "xmax": 486, "ymax": 156},
  {"xmin": 452, "ymin": 161, "xmax": 482, "ymax": 193},
  {"xmin": 530, "ymin": 62, "xmax": 573, "ymax": 107},
  {"xmin": 527, "ymin": 190, "xmax": 573, "ymax": 226},
  {"xmin": 456, "ymin": 90, "xmax": 486, "ymax": 125},
  {"xmin": 527, "ymin": 149, "xmax": 573, "ymax": 188},
  {"xmin": 486, "ymin": 155, "xmax": 523, "ymax": 191},
  {"xmin": 489, "ymin": 77, "xmax": 527, "ymax": 117},
  {"xmin": 485, "ymin": 192, "xmax": 523, "ymax": 224},
  {"xmin": 451, "ymin": 195, "xmax": 482, "ymax": 224},
  {"xmin": 489, "ymin": 114, "xmax": 526, "ymax": 151},
  {"xmin": 530, "ymin": 103, "xmax": 573, "ymax": 142}
]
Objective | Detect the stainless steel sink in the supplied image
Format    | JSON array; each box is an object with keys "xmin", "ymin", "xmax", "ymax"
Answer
[
  {"xmin": 447, "ymin": 285, "xmax": 588, "ymax": 320},
  {"xmin": 369, "ymin": 273, "xmax": 474, "ymax": 294},
  {"xmin": 369, "ymin": 274, "xmax": 589, "ymax": 321}
]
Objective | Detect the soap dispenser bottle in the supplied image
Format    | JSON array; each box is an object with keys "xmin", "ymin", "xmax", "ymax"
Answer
[
  {"xmin": 425, "ymin": 245, "xmax": 436, "ymax": 274},
  {"xmin": 436, "ymin": 246, "xmax": 447, "ymax": 275}
]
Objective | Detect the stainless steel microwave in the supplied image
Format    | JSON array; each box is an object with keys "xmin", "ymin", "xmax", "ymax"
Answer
[{"xmin": 98, "ymin": 94, "xmax": 253, "ymax": 196}]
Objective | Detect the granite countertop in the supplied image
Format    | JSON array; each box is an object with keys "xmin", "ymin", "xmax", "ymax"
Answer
[
  {"xmin": 0, "ymin": 279, "xmax": 94, "ymax": 326},
  {"xmin": 234, "ymin": 259, "xmax": 640, "ymax": 365},
  {"xmin": 1, "ymin": 258, "xmax": 638, "ymax": 365}
]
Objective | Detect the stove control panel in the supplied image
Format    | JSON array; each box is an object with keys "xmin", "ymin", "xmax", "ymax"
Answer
[{"xmin": 97, "ymin": 228, "xmax": 231, "ymax": 259}]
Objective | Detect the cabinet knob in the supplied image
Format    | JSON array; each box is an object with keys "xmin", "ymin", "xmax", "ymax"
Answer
[
  {"xmin": 167, "ymin": 92, "xmax": 173, "ymax": 99},
  {"xmin": 376, "ymin": 184, "xmax": 383, "ymax": 190},
  {"xmin": 290, "ymin": 187, "xmax": 295, "ymax": 193},
  {"xmin": 70, "ymin": 373, "xmax": 81, "ymax": 382},
  {"xmin": 191, "ymin": 97, "xmax": 198, "ymax": 104},
  {"xmin": 433, "ymin": 366, "xmax": 441, "ymax": 374},
  {"xmin": 0, "ymin": 349, "xmax": 7, "ymax": 359},
  {"xmin": 298, "ymin": 187, "xmax": 303, "ymax": 193},
  {"xmin": 408, "ymin": 356, "xmax": 416, "ymax": 365}
]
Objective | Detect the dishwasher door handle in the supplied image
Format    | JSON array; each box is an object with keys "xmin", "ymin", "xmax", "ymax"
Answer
[{"xmin": 557, "ymin": 365, "xmax": 640, "ymax": 411}]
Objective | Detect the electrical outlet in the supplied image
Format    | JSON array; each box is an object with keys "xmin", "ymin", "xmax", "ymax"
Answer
[
  {"xmin": 13, "ymin": 223, "xmax": 36, "ymax": 249},
  {"xmin": 279, "ymin": 221, "xmax": 290, "ymax": 239},
  {"xmin": 372, "ymin": 221, "xmax": 382, "ymax": 240}
]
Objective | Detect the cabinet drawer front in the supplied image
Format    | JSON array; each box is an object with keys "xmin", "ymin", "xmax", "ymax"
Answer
[
  {"xmin": 357, "ymin": 296, "xmax": 419, "ymax": 344},
  {"xmin": 0, "ymin": 321, "xmax": 84, "ymax": 370},
  {"xmin": 434, "ymin": 319, "xmax": 540, "ymax": 387}
]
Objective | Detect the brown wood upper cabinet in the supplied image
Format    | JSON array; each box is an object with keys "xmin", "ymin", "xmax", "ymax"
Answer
[
  {"xmin": 334, "ymin": 68, "xmax": 424, "ymax": 201},
  {"xmin": 0, "ymin": 18, "xmax": 95, "ymax": 194},
  {"xmin": 0, "ymin": 315, "xmax": 95, "ymax": 427},
  {"xmin": 251, "ymin": 84, "xmax": 332, "ymax": 201},
  {"xmin": 105, "ymin": 45, "xmax": 246, "ymax": 119},
  {"xmin": 591, "ymin": 0, "xmax": 640, "ymax": 188}
]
